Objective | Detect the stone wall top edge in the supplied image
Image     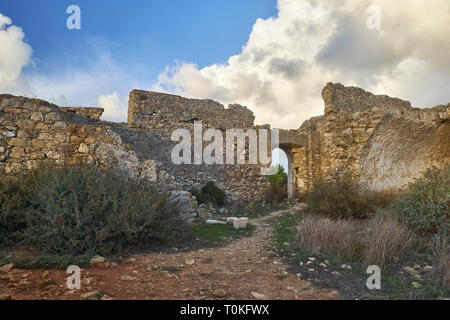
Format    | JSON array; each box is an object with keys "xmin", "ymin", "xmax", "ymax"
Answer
[
  {"xmin": 129, "ymin": 89, "xmax": 254, "ymax": 114},
  {"xmin": 321, "ymin": 82, "xmax": 449, "ymax": 119}
]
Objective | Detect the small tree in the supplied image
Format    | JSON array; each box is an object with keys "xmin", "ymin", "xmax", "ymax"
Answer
[
  {"xmin": 266, "ymin": 165, "xmax": 288, "ymax": 203},
  {"xmin": 191, "ymin": 182, "xmax": 226, "ymax": 206}
]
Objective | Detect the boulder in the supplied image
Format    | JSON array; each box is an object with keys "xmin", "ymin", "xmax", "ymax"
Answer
[
  {"xmin": 251, "ymin": 291, "xmax": 267, "ymax": 300},
  {"xmin": 226, "ymin": 217, "xmax": 239, "ymax": 224},
  {"xmin": 0, "ymin": 263, "xmax": 14, "ymax": 273},
  {"xmin": 89, "ymin": 255, "xmax": 106, "ymax": 266},
  {"xmin": 233, "ymin": 218, "xmax": 249, "ymax": 229}
]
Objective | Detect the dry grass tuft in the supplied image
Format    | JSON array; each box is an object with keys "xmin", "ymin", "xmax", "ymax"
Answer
[
  {"xmin": 431, "ymin": 236, "xmax": 450, "ymax": 289},
  {"xmin": 363, "ymin": 216, "xmax": 410, "ymax": 269},
  {"xmin": 297, "ymin": 215, "xmax": 364, "ymax": 262},
  {"xmin": 297, "ymin": 214, "xmax": 410, "ymax": 268}
]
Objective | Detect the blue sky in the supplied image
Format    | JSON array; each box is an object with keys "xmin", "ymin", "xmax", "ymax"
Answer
[
  {"xmin": 0, "ymin": 0, "xmax": 287, "ymax": 169},
  {"xmin": 0, "ymin": 0, "xmax": 449, "ymax": 132},
  {"xmin": 0, "ymin": 0, "xmax": 277, "ymax": 85}
]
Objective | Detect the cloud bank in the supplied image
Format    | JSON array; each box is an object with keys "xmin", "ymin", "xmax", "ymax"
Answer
[
  {"xmin": 153, "ymin": 0, "xmax": 450, "ymax": 128},
  {"xmin": 1, "ymin": 1, "xmax": 449, "ymax": 128},
  {"xmin": 0, "ymin": 13, "xmax": 32, "ymax": 93}
]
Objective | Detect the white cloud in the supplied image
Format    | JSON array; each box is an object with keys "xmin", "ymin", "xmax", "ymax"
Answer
[
  {"xmin": 153, "ymin": 0, "xmax": 450, "ymax": 129},
  {"xmin": 98, "ymin": 91, "xmax": 128, "ymax": 122},
  {"xmin": 0, "ymin": 13, "xmax": 32, "ymax": 93},
  {"xmin": 0, "ymin": 13, "xmax": 135, "ymax": 120},
  {"xmin": 1, "ymin": 2, "xmax": 449, "ymax": 128},
  {"xmin": 27, "ymin": 54, "xmax": 134, "ymax": 108}
]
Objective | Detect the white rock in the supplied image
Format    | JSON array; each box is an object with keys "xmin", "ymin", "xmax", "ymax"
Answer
[
  {"xmin": 251, "ymin": 291, "xmax": 267, "ymax": 300},
  {"xmin": 423, "ymin": 266, "xmax": 433, "ymax": 272},
  {"xmin": 81, "ymin": 291, "xmax": 100, "ymax": 299},
  {"xmin": 0, "ymin": 294, "xmax": 12, "ymax": 300},
  {"xmin": 89, "ymin": 255, "xmax": 106, "ymax": 266},
  {"xmin": 2, "ymin": 132, "xmax": 16, "ymax": 138},
  {"xmin": 412, "ymin": 282, "xmax": 422, "ymax": 289},
  {"xmin": 78, "ymin": 143, "xmax": 89, "ymax": 154},
  {"xmin": 185, "ymin": 259, "xmax": 195, "ymax": 265},
  {"xmin": 340, "ymin": 264, "xmax": 352, "ymax": 270},
  {"xmin": 206, "ymin": 219, "xmax": 226, "ymax": 225},
  {"xmin": 233, "ymin": 218, "xmax": 249, "ymax": 230},
  {"xmin": 403, "ymin": 266, "xmax": 418, "ymax": 275},
  {"xmin": 226, "ymin": 217, "xmax": 239, "ymax": 224},
  {"xmin": 0, "ymin": 263, "xmax": 14, "ymax": 273},
  {"xmin": 120, "ymin": 275, "xmax": 137, "ymax": 281}
]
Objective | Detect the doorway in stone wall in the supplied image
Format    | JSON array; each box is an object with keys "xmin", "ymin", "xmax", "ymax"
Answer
[{"xmin": 271, "ymin": 147, "xmax": 295, "ymax": 199}]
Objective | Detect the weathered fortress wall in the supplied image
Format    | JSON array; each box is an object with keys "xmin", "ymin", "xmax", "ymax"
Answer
[
  {"xmin": 1, "ymin": 83, "xmax": 449, "ymax": 213},
  {"xmin": 0, "ymin": 91, "xmax": 271, "ymax": 219},
  {"xmin": 128, "ymin": 90, "xmax": 255, "ymax": 132},
  {"xmin": 286, "ymin": 83, "xmax": 450, "ymax": 194},
  {"xmin": 127, "ymin": 90, "xmax": 271, "ymax": 203}
]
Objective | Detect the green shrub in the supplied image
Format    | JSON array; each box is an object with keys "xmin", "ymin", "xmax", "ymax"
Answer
[
  {"xmin": 392, "ymin": 166, "xmax": 449, "ymax": 237},
  {"xmin": 269, "ymin": 164, "xmax": 287, "ymax": 187},
  {"xmin": 265, "ymin": 165, "xmax": 288, "ymax": 203},
  {"xmin": 304, "ymin": 177, "xmax": 394, "ymax": 220},
  {"xmin": 0, "ymin": 173, "xmax": 29, "ymax": 245},
  {"xmin": 0, "ymin": 163, "xmax": 190, "ymax": 257},
  {"xmin": 191, "ymin": 181, "xmax": 225, "ymax": 206}
]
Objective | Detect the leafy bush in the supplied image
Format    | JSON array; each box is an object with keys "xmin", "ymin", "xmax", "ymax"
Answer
[
  {"xmin": 0, "ymin": 163, "xmax": 190, "ymax": 257},
  {"xmin": 304, "ymin": 178, "xmax": 390, "ymax": 220},
  {"xmin": 191, "ymin": 181, "xmax": 225, "ymax": 206},
  {"xmin": 265, "ymin": 165, "xmax": 288, "ymax": 203},
  {"xmin": 269, "ymin": 164, "xmax": 287, "ymax": 187},
  {"xmin": 392, "ymin": 166, "xmax": 450, "ymax": 237},
  {"xmin": 0, "ymin": 174, "xmax": 29, "ymax": 245}
]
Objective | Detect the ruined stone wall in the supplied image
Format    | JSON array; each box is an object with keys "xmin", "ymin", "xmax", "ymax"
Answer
[
  {"xmin": 288, "ymin": 83, "xmax": 450, "ymax": 192},
  {"xmin": 0, "ymin": 92, "xmax": 271, "ymax": 207},
  {"xmin": 60, "ymin": 107, "xmax": 104, "ymax": 120},
  {"xmin": 127, "ymin": 90, "xmax": 271, "ymax": 202},
  {"xmin": 0, "ymin": 94, "xmax": 148, "ymax": 176},
  {"xmin": 128, "ymin": 90, "xmax": 255, "ymax": 133},
  {"xmin": 0, "ymin": 94, "xmax": 202, "ymax": 220},
  {"xmin": 1, "ymin": 82, "xmax": 448, "ymax": 206}
]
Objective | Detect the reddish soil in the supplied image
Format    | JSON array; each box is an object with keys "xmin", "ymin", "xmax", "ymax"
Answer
[{"xmin": 0, "ymin": 206, "xmax": 337, "ymax": 300}]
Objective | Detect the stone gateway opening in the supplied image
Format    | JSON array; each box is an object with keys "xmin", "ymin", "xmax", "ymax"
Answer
[{"xmin": 271, "ymin": 148, "xmax": 295, "ymax": 199}]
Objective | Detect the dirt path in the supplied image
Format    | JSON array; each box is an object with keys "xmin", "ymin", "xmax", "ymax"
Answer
[{"xmin": 0, "ymin": 205, "xmax": 337, "ymax": 300}]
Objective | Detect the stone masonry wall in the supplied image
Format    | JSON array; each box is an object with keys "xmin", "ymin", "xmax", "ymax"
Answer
[
  {"xmin": 0, "ymin": 92, "xmax": 271, "ymax": 217},
  {"xmin": 1, "ymin": 82, "xmax": 449, "ymax": 209},
  {"xmin": 127, "ymin": 90, "xmax": 271, "ymax": 203},
  {"xmin": 128, "ymin": 90, "xmax": 255, "ymax": 133},
  {"xmin": 60, "ymin": 107, "xmax": 104, "ymax": 120},
  {"xmin": 0, "ymin": 94, "xmax": 202, "ymax": 220},
  {"xmin": 288, "ymin": 83, "xmax": 450, "ymax": 193}
]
